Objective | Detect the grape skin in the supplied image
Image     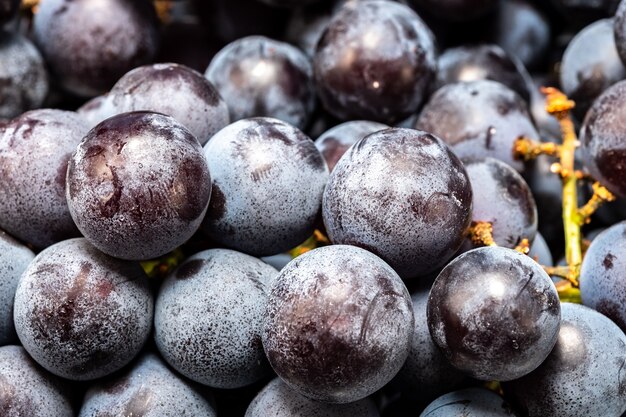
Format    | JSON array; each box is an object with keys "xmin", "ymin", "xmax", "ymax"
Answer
[{"xmin": 420, "ymin": 388, "xmax": 517, "ymax": 417}]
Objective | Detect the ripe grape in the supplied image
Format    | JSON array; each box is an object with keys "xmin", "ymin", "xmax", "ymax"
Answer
[
  {"xmin": 262, "ymin": 245, "xmax": 414, "ymax": 403},
  {"xmin": 420, "ymin": 388, "xmax": 517, "ymax": 417},
  {"xmin": 427, "ymin": 246, "xmax": 561, "ymax": 381}
]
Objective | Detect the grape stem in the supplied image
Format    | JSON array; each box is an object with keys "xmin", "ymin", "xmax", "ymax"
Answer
[{"xmin": 467, "ymin": 221, "xmax": 497, "ymax": 247}]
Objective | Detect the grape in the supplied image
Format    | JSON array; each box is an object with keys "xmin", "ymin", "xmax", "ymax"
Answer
[
  {"xmin": 560, "ymin": 19, "xmax": 626, "ymax": 120},
  {"xmin": 79, "ymin": 353, "xmax": 217, "ymax": 417},
  {"xmin": 245, "ymin": 378, "xmax": 380, "ymax": 417},
  {"xmin": 461, "ymin": 157, "xmax": 537, "ymax": 250},
  {"xmin": 201, "ymin": 117, "xmax": 328, "ymax": 257},
  {"xmin": 262, "ymin": 245, "xmax": 414, "ymax": 403},
  {"xmin": 323, "ymin": 128, "xmax": 472, "ymax": 279},
  {"xmin": 579, "ymin": 221, "xmax": 626, "ymax": 331},
  {"xmin": 416, "ymin": 80, "xmax": 539, "ymax": 173},
  {"xmin": 580, "ymin": 80, "xmax": 626, "ymax": 197},
  {"xmin": 427, "ymin": 246, "xmax": 561, "ymax": 381},
  {"xmin": 33, "ymin": 0, "xmax": 160, "ymax": 97},
  {"xmin": 77, "ymin": 94, "xmax": 117, "ymax": 128},
  {"xmin": 155, "ymin": 248, "xmax": 277, "ymax": 389},
  {"xmin": 615, "ymin": 0, "xmax": 626, "ymax": 65},
  {"xmin": 0, "ymin": 0, "xmax": 18, "ymax": 25},
  {"xmin": 0, "ymin": 230, "xmax": 35, "ymax": 346},
  {"xmin": 13, "ymin": 238, "xmax": 153, "ymax": 380},
  {"xmin": 0, "ymin": 31, "xmax": 49, "ymax": 119},
  {"xmin": 0, "ymin": 345, "xmax": 73, "ymax": 416},
  {"xmin": 409, "ymin": 0, "xmax": 497, "ymax": 22},
  {"xmin": 434, "ymin": 44, "xmax": 532, "ymax": 103},
  {"xmin": 101, "ymin": 63, "xmax": 230, "ymax": 145},
  {"xmin": 503, "ymin": 303, "xmax": 626, "ymax": 417},
  {"xmin": 205, "ymin": 36, "xmax": 315, "ymax": 130},
  {"xmin": 420, "ymin": 388, "xmax": 517, "ymax": 417},
  {"xmin": 0, "ymin": 109, "xmax": 89, "ymax": 249},
  {"xmin": 313, "ymin": 0, "xmax": 436, "ymax": 123},
  {"xmin": 314, "ymin": 120, "xmax": 389, "ymax": 172},
  {"xmin": 528, "ymin": 232, "xmax": 553, "ymax": 266},
  {"xmin": 66, "ymin": 111, "xmax": 211, "ymax": 260}
]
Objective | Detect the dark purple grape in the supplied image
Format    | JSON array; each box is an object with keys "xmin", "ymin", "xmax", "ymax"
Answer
[
  {"xmin": 396, "ymin": 289, "xmax": 467, "ymax": 407},
  {"xmin": 580, "ymin": 80, "xmax": 626, "ymax": 197},
  {"xmin": 13, "ymin": 238, "xmax": 153, "ymax": 380},
  {"xmin": 409, "ymin": 0, "xmax": 497, "ymax": 21},
  {"xmin": 313, "ymin": 0, "xmax": 436, "ymax": 123},
  {"xmin": 461, "ymin": 157, "xmax": 537, "ymax": 250},
  {"xmin": 0, "ymin": 109, "xmax": 89, "ymax": 249},
  {"xmin": 33, "ymin": 0, "xmax": 160, "ymax": 97},
  {"xmin": 262, "ymin": 245, "xmax": 414, "ymax": 403},
  {"xmin": 0, "ymin": 345, "xmax": 73, "ymax": 416},
  {"xmin": 615, "ymin": 0, "xmax": 626, "ymax": 65},
  {"xmin": 155, "ymin": 249, "xmax": 277, "ymax": 389},
  {"xmin": 416, "ymin": 80, "xmax": 539, "ymax": 172},
  {"xmin": 0, "ymin": 0, "xmax": 18, "ymax": 25},
  {"xmin": 323, "ymin": 128, "xmax": 472, "ymax": 279},
  {"xmin": 245, "ymin": 378, "xmax": 380, "ymax": 417},
  {"xmin": 579, "ymin": 221, "xmax": 626, "ymax": 331},
  {"xmin": 205, "ymin": 36, "xmax": 315, "ymax": 130},
  {"xmin": 0, "ymin": 230, "xmax": 35, "ymax": 346},
  {"xmin": 427, "ymin": 246, "xmax": 561, "ymax": 381},
  {"xmin": 201, "ymin": 117, "xmax": 328, "ymax": 257},
  {"xmin": 503, "ymin": 303, "xmax": 626, "ymax": 417},
  {"xmin": 0, "ymin": 31, "xmax": 49, "ymax": 119},
  {"xmin": 560, "ymin": 19, "xmax": 626, "ymax": 120},
  {"xmin": 79, "ymin": 353, "xmax": 216, "ymax": 417},
  {"xmin": 420, "ymin": 388, "xmax": 517, "ymax": 416},
  {"xmin": 314, "ymin": 120, "xmax": 388, "ymax": 172},
  {"xmin": 66, "ymin": 111, "xmax": 211, "ymax": 260},
  {"xmin": 434, "ymin": 44, "xmax": 532, "ymax": 103}
]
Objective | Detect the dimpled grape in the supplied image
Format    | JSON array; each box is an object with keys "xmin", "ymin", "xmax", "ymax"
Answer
[
  {"xmin": 108, "ymin": 63, "xmax": 230, "ymax": 145},
  {"xmin": 323, "ymin": 128, "xmax": 472, "ymax": 279},
  {"xmin": 262, "ymin": 245, "xmax": 414, "ymax": 403},
  {"xmin": 416, "ymin": 80, "xmax": 539, "ymax": 173},
  {"xmin": 0, "ymin": 345, "xmax": 73, "ymax": 416},
  {"xmin": 313, "ymin": 0, "xmax": 436, "ymax": 123},
  {"xmin": 580, "ymin": 80, "xmax": 626, "ymax": 197},
  {"xmin": 420, "ymin": 388, "xmax": 517, "ymax": 417},
  {"xmin": 201, "ymin": 117, "xmax": 328, "ymax": 257},
  {"xmin": 206, "ymin": 36, "xmax": 315, "ymax": 129},
  {"xmin": 33, "ymin": 0, "xmax": 160, "ymax": 97},
  {"xmin": 504, "ymin": 303, "xmax": 626, "ymax": 417},
  {"xmin": 79, "ymin": 353, "xmax": 217, "ymax": 417},
  {"xmin": 66, "ymin": 111, "xmax": 211, "ymax": 260},
  {"xmin": 0, "ymin": 230, "xmax": 35, "ymax": 346},
  {"xmin": 245, "ymin": 378, "xmax": 380, "ymax": 417},
  {"xmin": 427, "ymin": 246, "xmax": 561, "ymax": 381},
  {"xmin": 0, "ymin": 31, "xmax": 48, "ymax": 119},
  {"xmin": 155, "ymin": 249, "xmax": 277, "ymax": 388},
  {"xmin": 580, "ymin": 222, "xmax": 626, "ymax": 331},
  {"xmin": 0, "ymin": 109, "xmax": 89, "ymax": 249},
  {"xmin": 13, "ymin": 238, "xmax": 153, "ymax": 380},
  {"xmin": 314, "ymin": 120, "xmax": 388, "ymax": 172}
]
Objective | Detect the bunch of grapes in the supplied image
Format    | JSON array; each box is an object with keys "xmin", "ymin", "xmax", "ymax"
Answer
[{"xmin": 3, "ymin": 0, "xmax": 626, "ymax": 416}]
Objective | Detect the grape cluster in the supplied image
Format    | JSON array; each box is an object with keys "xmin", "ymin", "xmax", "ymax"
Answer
[{"xmin": 3, "ymin": 0, "xmax": 626, "ymax": 416}]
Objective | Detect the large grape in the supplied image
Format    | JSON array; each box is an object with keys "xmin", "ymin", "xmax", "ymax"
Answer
[
  {"xmin": 420, "ymin": 388, "xmax": 517, "ymax": 417},
  {"xmin": 66, "ymin": 111, "xmax": 211, "ymax": 260},
  {"xmin": 13, "ymin": 238, "xmax": 153, "ymax": 380},
  {"xmin": 504, "ymin": 303, "xmax": 626, "ymax": 417},
  {"xmin": 427, "ymin": 246, "xmax": 561, "ymax": 381},
  {"xmin": 262, "ymin": 245, "xmax": 414, "ymax": 403},
  {"xmin": 323, "ymin": 128, "xmax": 472, "ymax": 279},
  {"xmin": 0, "ymin": 109, "xmax": 89, "ymax": 249}
]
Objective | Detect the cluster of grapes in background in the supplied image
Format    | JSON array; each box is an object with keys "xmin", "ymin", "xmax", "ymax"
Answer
[{"xmin": 3, "ymin": 0, "xmax": 626, "ymax": 416}]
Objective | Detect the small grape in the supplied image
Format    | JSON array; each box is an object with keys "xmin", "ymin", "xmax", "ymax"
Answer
[{"xmin": 420, "ymin": 388, "xmax": 517, "ymax": 417}]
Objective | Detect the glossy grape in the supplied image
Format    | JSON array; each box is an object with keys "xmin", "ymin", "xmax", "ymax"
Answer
[
  {"xmin": 13, "ymin": 238, "xmax": 153, "ymax": 380},
  {"xmin": 313, "ymin": 0, "xmax": 436, "ymax": 123},
  {"xmin": 0, "ymin": 109, "xmax": 89, "ymax": 249},
  {"xmin": 155, "ymin": 249, "xmax": 277, "ymax": 389},
  {"xmin": 206, "ymin": 36, "xmax": 315, "ymax": 129},
  {"xmin": 420, "ymin": 388, "xmax": 517, "ymax": 417},
  {"xmin": 416, "ymin": 80, "xmax": 539, "ymax": 172},
  {"xmin": 504, "ymin": 303, "xmax": 626, "ymax": 417},
  {"xmin": 66, "ymin": 111, "xmax": 211, "ymax": 260},
  {"xmin": 427, "ymin": 246, "xmax": 561, "ymax": 381},
  {"xmin": 201, "ymin": 117, "xmax": 328, "ymax": 256},
  {"xmin": 324, "ymin": 128, "xmax": 472, "ymax": 279},
  {"xmin": 262, "ymin": 245, "xmax": 414, "ymax": 403}
]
